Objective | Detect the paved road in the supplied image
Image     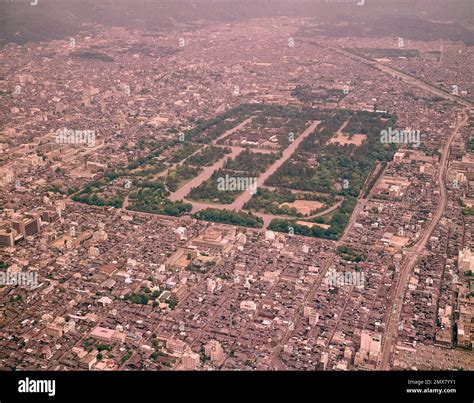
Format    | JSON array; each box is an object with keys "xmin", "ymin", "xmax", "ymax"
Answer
[
  {"xmin": 304, "ymin": 40, "xmax": 471, "ymax": 370},
  {"xmin": 378, "ymin": 109, "xmax": 469, "ymax": 370},
  {"xmin": 216, "ymin": 117, "xmax": 254, "ymax": 143},
  {"xmin": 330, "ymin": 46, "xmax": 473, "ymax": 108},
  {"xmin": 253, "ymin": 198, "xmax": 344, "ymax": 230},
  {"xmin": 178, "ymin": 120, "xmax": 321, "ymax": 214},
  {"xmin": 230, "ymin": 120, "xmax": 321, "ymax": 210},
  {"xmin": 167, "ymin": 118, "xmax": 255, "ymax": 201},
  {"xmin": 168, "ymin": 146, "xmax": 244, "ymax": 202},
  {"xmin": 269, "ymin": 247, "xmax": 338, "ymax": 370}
]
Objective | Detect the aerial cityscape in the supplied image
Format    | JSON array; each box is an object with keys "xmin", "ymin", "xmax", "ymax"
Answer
[{"xmin": 0, "ymin": 0, "xmax": 472, "ymax": 385}]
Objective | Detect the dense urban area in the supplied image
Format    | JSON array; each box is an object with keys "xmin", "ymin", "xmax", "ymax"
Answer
[{"xmin": 0, "ymin": 0, "xmax": 473, "ymax": 372}]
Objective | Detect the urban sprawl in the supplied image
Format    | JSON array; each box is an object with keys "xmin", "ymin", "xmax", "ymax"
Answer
[{"xmin": 0, "ymin": 16, "xmax": 473, "ymax": 372}]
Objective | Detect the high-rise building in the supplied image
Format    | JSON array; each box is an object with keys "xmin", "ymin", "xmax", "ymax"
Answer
[
  {"xmin": 0, "ymin": 229, "xmax": 15, "ymax": 247},
  {"xmin": 320, "ymin": 352, "xmax": 329, "ymax": 370},
  {"xmin": 11, "ymin": 213, "xmax": 41, "ymax": 237},
  {"xmin": 24, "ymin": 214, "xmax": 41, "ymax": 237},
  {"xmin": 166, "ymin": 338, "xmax": 187, "ymax": 356},
  {"xmin": 458, "ymin": 248, "xmax": 474, "ymax": 272},
  {"xmin": 182, "ymin": 351, "xmax": 200, "ymax": 370},
  {"xmin": 204, "ymin": 340, "xmax": 225, "ymax": 365},
  {"xmin": 304, "ymin": 306, "xmax": 320, "ymax": 325},
  {"xmin": 309, "ymin": 312, "xmax": 320, "ymax": 326},
  {"xmin": 41, "ymin": 207, "xmax": 59, "ymax": 223},
  {"xmin": 207, "ymin": 278, "xmax": 216, "ymax": 293},
  {"xmin": 360, "ymin": 331, "xmax": 382, "ymax": 355},
  {"xmin": 11, "ymin": 215, "xmax": 25, "ymax": 237}
]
